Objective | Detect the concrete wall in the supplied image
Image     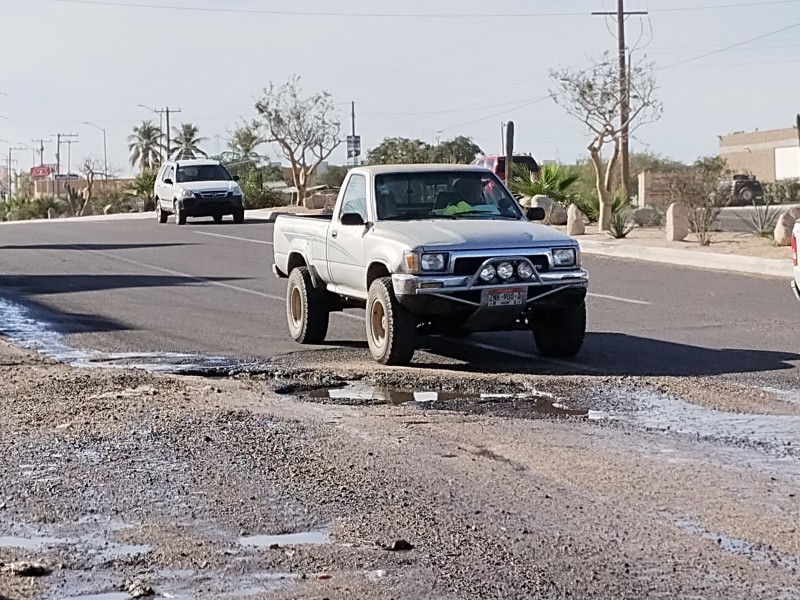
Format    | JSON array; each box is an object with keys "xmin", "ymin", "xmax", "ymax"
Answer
[
  {"xmin": 638, "ymin": 171, "xmax": 683, "ymax": 210},
  {"xmin": 719, "ymin": 126, "xmax": 798, "ymax": 182},
  {"xmin": 34, "ymin": 178, "xmax": 134, "ymax": 198}
]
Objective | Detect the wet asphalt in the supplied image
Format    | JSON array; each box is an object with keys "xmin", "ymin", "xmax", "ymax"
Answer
[{"xmin": 0, "ymin": 215, "xmax": 797, "ymax": 386}]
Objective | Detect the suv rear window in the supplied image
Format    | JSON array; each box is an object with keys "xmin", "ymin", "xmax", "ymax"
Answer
[{"xmin": 176, "ymin": 164, "xmax": 232, "ymax": 183}]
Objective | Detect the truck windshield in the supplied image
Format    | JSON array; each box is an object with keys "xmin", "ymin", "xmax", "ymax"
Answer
[
  {"xmin": 176, "ymin": 164, "xmax": 232, "ymax": 183},
  {"xmin": 374, "ymin": 171, "xmax": 523, "ymax": 221}
]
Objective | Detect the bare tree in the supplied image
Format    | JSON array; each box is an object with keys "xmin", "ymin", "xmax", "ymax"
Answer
[
  {"xmin": 549, "ymin": 52, "xmax": 662, "ymax": 230},
  {"xmin": 255, "ymin": 76, "xmax": 341, "ymax": 207},
  {"xmin": 668, "ymin": 156, "xmax": 729, "ymax": 246}
]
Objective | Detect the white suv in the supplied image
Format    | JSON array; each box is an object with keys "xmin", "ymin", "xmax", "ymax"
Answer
[{"xmin": 154, "ymin": 158, "xmax": 245, "ymax": 225}]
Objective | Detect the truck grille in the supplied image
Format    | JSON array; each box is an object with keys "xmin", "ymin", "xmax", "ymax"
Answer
[{"xmin": 453, "ymin": 256, "xmax": 549, "ymax": 276}]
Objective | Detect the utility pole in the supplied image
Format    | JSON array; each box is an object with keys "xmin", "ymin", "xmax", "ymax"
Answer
[
  {"xmin": 54, "ymin": 133, "xmax": 78, "ymax": 197},
  {"xmin": 592, "ymin": 1, "xmax": 648, "ymax": 202},
  {"xmin": 163, "ymin": 107, "xmax": 181, "ymax": 158},
  {"xmin": 796, "ymin": 114, "xmax": 800, "ymax": 150},
  {"xmin": 84, "ymin": 122, "xmax": 108, "ymax": 179},
  {"xmin": 7, "ymin": 146, "xmax": 25, "ymax": 197},
  {"xmin": 31, "ymin": 138, "xmax": 50, "ymax": 166}
]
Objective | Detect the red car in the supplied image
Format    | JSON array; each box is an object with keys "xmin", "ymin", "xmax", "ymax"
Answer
[{"xmin": 470, "ymin": 154, "xmax": 540, "ymax": 181}]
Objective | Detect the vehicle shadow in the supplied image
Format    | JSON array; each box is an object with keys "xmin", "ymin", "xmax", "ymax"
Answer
[
  {"xmin": 0, "ymin": 294, "xmax": 128, "ymax": 338},
  {"xmin": 0, "ymin": 243, "xmax": 197, "ymax": 251},
  {"xmin": 418, "ymin": 332, "xmax": 800, "ymax": 377},
  {"xmin": 0, "ymin": 274, "xmax": 247, "ymax": 296}
]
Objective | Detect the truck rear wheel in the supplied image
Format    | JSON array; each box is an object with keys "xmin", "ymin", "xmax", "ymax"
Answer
[
  {"xmin": 286, "ymin": 267, "xmax": 329, "ymax": 344},
  {"xmin": 366, "ymin": 277, "xmax": 416, "ymax": 365},
  {"xmin": 531, "ymin": 300, "xmax": 586, "ymax": 358}
]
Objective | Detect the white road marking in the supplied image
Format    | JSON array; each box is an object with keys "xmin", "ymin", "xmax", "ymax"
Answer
[
  {"xmin": 194, "ymin": 231, "xmax": 273, "ymax": 245},
  {"xmin": 588, "ymin": 292, "xmax": 650, "ymax": 306}
]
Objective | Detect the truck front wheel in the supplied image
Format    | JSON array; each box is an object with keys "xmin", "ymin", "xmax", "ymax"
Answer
[
  {"xmin": 531, "ymin": 300, "xmax": 586, "ymax": 358},
  {"xmin": 366, "ymin": 277, "xmax": 416, "ymax": 365},
  {"xmin": 286, "ymin": 267, "xmax": 329, "ymax": 344}
]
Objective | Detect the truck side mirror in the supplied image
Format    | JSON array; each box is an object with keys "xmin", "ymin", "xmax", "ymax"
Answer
[
  {"xmin": 341, "ymin": 212, "xmax": 365, "ymax": 226},
  {"xmin": 526, "ymin": 207, "xmax": 546, "ymax": 221}
]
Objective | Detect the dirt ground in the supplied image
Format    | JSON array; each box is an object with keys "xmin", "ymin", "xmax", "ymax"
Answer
[{"xmin": 1, "ymin": 341, "xmax": 799, "ymax": 600}]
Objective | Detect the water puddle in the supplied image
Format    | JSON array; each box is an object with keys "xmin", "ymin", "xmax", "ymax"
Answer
[
  {"xmin": 62, "ymin": 594, "xmax": 132, "ymax": 600},
  {"xmin": 589, "ymin": 387, "xmax": 800, "ymax": 459},
  {"xmin": 0, "ymin": 296, "xmax": 272, "ymax": 376},
  {"xmin": 0, "ymin": 535, "xmax": 64, "ymax": 550},
  {"xmin": 306, "ymin": 382, "xmax": 587, "ymax": 417},
  {"xmin": 239, "ymin": 529, "xmax": 330, "ymax": 548},
  {"xmin": 666, "ymin": 514, "xmax": 800, "ymax": 572}
]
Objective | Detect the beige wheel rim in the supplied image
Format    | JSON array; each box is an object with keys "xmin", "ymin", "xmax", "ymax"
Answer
[
  {"xmin": 369, "ymin": 299, "xmax": 387, "ymax": 348},
  {"xmin": 289, "ymin": 285, "xmax": 303, "ymax": 329}
]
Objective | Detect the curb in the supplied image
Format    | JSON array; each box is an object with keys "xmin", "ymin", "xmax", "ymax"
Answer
[{"xmin": 578, "ymin": 239, "xmax": 793, "ymax": 278}]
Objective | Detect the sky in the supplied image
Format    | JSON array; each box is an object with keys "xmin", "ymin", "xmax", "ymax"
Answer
[{"xmin": 1, "ymin": 0, "xmax": 799, "ymax": 177}]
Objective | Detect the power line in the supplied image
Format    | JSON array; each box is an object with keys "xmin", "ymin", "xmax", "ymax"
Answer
[
  {"xmin": 660, "ymin": 19, "xmax": 800, "ymax": 69},
  {"xmin": 440, "ymin": 96, "xmax": 551, "ymax": 132},
  {"xmin": 47, "ymin": 0, "xmax": 800, "ymax": 17}
]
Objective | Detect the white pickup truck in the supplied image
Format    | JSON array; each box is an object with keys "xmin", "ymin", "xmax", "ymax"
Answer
[
  {"xmin": 272, "ymin": 165, "xmax": 589, "ymax": 365},
  {"xmin": 792, "ymin": 222, "xmax": 800, "ymax": 301}
]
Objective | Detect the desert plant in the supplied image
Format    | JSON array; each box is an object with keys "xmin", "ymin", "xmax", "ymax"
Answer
[
  {"xmin": 736, "ymin": 196, "xmax": 782, "ymax": 237},
  {"xmin": 765, "ymin": 178, "xmax": 800, "ymax": 205},
  {"xmin": 607, "ymin": 193, "xmax": 633, "ymax": 239},
  {"xmin": 510, "ymin": 162, "xmax": 580, "ymax": 206},
  {"xmin": 668, "ymin": 156, "xmax": 729, "ymax": 246},
  {"xmin": 572, "ymin": 192, "xmax": 629, "ymax": 224}
]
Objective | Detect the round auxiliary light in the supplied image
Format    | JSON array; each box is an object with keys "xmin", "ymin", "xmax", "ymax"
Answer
[
  {"xmin": 479, "ymin": 265, "xmax": 496, "ymax": 282},
  {"xmin": 517, "ymin": 262, "xmax": 534, "ymax": 280},
  {"xmin": 496, "ymin": 262, "xmax": 514, "ymax": 280}
]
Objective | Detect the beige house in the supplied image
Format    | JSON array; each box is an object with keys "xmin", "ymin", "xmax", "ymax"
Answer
[{"xmin": 718, "ymin": 126, "xmax": 800, "ymax": 182}]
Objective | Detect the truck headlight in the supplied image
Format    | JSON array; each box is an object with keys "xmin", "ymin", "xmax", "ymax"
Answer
[
  {"xmin": 421, "ymin": 253, "xmax": 448, "ymax": 271},
  {"xmin": 496, "ymin": 262, "xmax": 514, "ymax": 280},
  {"xmin": 479, "ymin": 265, "xmax": 496, "ymax": 282},
  {"xmin": 553, "ymin": 248, "xmax": 576, "ymax": 267},
  {"xmin": 517, "ymin": 262, "xmax": 534, "ymax": 280}
]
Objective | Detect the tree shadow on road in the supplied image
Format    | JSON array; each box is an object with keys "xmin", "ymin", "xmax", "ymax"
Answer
[{"xmin": 0, "ymin": 274, "xmax": 247, "ymax": 296}]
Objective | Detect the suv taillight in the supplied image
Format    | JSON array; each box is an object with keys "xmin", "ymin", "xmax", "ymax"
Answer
[{"xmin": 792, "ymin": 232, "xmax": 798, "ymax": 267}]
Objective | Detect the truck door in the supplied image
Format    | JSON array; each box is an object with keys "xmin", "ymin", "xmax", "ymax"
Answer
[{"xmin": 328, "ymin": 173, "xmax": 368, "ymax": 292}]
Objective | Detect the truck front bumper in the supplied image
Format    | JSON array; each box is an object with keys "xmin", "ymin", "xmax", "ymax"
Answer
[{"xmin": 392, "ymin": 269, "xmax": 588, "ymax": 309}]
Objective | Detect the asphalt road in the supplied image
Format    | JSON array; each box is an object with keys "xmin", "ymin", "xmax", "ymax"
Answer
[{"xmin": 0, "ymin": 214, "xmax": 797, "ymax": 385}]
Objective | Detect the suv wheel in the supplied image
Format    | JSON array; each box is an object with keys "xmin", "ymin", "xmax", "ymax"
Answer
[
  {"xmin": 156, "ymin": 201, "xmax": 168, "ymax": 224},
  {"xmin": 365, "ymin": 277, "xmax": 416, "ymax": 365},
  {"xmin": 213, "ymin": 215, "xmax": 223, "ymax": 224},
  {"xmin": 739, "ymin": 187, "xmax": 755, "ymax": 203},
  {"xmin": 174, "ymin": 202, "xmax": 186, "ymax": 226},
  {"xmin": 232, "ymin": 208, "xmax": 244, "ymax": 224}
]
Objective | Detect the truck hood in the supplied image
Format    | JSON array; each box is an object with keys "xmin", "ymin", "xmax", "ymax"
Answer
[{"xmin": 374, "ymin": 219, "xmax": 575, "ymax": 252}]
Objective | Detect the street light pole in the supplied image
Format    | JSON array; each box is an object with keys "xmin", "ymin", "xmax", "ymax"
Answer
[
  {"xmin": 7, "ymin": 146, "xmax": 25, "ymax": 197},
  {"xmin": 84, "ymin": 122, "xmax": 108, "ymax": 179}
]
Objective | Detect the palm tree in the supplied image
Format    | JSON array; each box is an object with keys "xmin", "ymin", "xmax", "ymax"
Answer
[
  {"xmin": 171, "ymin": 123, "xmax": 208, "ymax": 160},
  {"xmin": 509, "ymin": 162, "xmax": 580, "ymax": 206},
  {"xmin": 228, "ymin": 123, "xmax": 265, "ymax": 161},
  {"xmin": 128, "ymin": 121, "xmax": 163, "ymax": 171}
]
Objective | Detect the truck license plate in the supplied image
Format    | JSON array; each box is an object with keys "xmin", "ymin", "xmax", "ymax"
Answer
[{"xmin": 487, "ymin": 287, "xmax": 525, "ymax": 307}]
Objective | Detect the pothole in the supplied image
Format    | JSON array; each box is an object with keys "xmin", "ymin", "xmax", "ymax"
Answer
[
  {"xmin": 239, "ymin": 529, "xmax": 330, "ymax": 548},
  {"xmin": 297, "ymin": 381, "xmax": 588, "ymax": 418}
]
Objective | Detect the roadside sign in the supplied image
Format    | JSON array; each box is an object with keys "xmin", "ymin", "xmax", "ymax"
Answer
[
  {"xmin": 346, "ymin": 135, "xmax": 361, "ymax": 158},
  {"xmin": 30, "ymin": 165, "xmax": 55, "ymax": 178}
]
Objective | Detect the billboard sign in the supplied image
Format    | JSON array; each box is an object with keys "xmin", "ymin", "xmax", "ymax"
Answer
[{"xmin": 30, "ymin": 165, "xmax": 55, "ymax": 178}]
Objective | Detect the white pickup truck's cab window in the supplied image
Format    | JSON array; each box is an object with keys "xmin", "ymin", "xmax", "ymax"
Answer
[
  {"xmin": 339, "ymin": 173, "xmax": 367, "ymax": 222},
  {"xmin": 375, "ymin": 171, "xmax": 522, "ymax": 221}
]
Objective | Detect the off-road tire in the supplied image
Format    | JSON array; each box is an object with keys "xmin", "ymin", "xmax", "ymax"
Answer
[
  {"xmin": 365, "ymin": 277, "xmax": 416, "ymax": 365},
  {"xmin": 531, "ymin": 300, "xmax": 586, "ymax": 358},
  {"xmin": 286, "ymin": 267, "xmax": 329, "ymax": 344}
]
